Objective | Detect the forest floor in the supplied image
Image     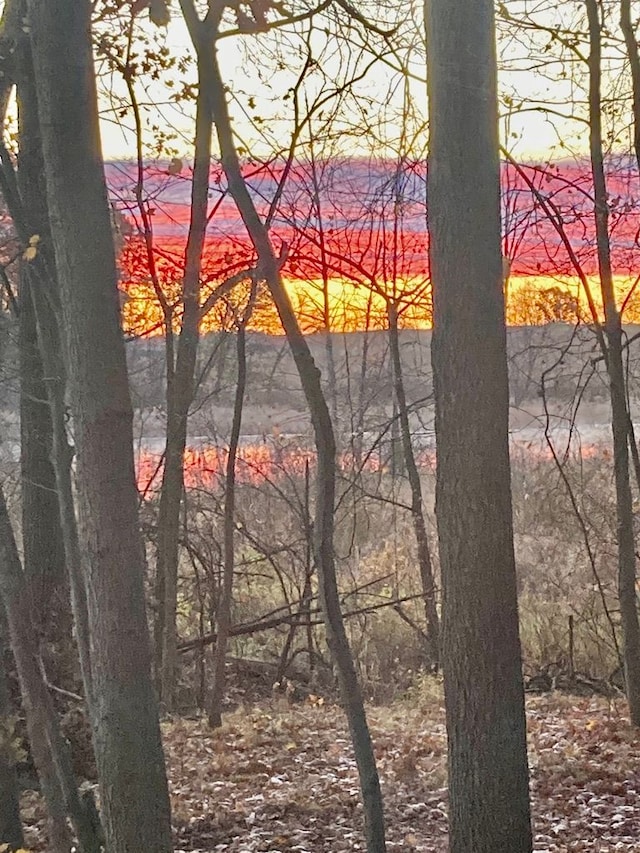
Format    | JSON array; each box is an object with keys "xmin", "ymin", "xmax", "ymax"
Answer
[{"xmin": 21, "ymin": 693, "xmax": 640, "ymax": 852}]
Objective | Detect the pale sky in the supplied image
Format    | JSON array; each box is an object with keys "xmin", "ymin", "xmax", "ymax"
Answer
[
  {"xmin": 95, "ymin": 3, "xmax": 593, "ymax": 163},
  {"xmin": 0, "ymin": 1, "xmax": 609, "ymax": 162}
]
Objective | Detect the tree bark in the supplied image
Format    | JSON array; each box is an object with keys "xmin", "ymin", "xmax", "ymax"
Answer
[
  {"xmin": 586, "ymin": 0, "xmax": 640, "ymax": 726},
  {"xmin": 0, "ymin": 4, "xmax": 96, "ymax": 704},
  {"xmin": 27, "ymin": 2, "xmax": 173, "ymax": 850},
  {"xmin": 0, "ymin": 17, "xmax": 100, "ymax": 845},
  {"xmin": 15, "ymin": 21, "xmax": 73, "ymax": 688},
  {"xmin": 426, "ymin": 1, "xmax": 532, "ymax": 851},
  {"xmin": 19, "ymin": 276, "xmax": 68, "ymax": 646}
]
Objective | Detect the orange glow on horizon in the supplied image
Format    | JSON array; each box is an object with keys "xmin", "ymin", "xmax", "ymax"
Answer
[
  {"xmin": 506, "ymin": 275, "xmax": 640, "ymax": 326},
  {"xmin": 121, "ymin": 269, "xmax": 640, "ymax": 337}
]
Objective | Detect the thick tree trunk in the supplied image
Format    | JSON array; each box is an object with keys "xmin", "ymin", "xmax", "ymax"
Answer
[
  {"xmin": 178, "ymin": 6, "xmax": 386, "ymax": 847},
  {"xmin": 0, "ymin": 634, "xmax": 24, "ymax": 851},
  {"xmin": 586, "ymin": 0, "xmax": 640, "ymax": 726},
  {"xmin": 426, "ymin": 2, "xmax": 532, "ymax": 852},
  {"xmin": 15, "ymin": 27, "xmax": 73, "ymax": 688},
  {"xmin": 0, "ymin": 6, "xmax": 97, "ymax": 704},
  {"xmin": 387, "ymin": 304, "xmax": 439, "ymax": 669},
  {"xmin": 0, "ymin": 20, "xmax": 99, "ymax": 845},
  {"xmin": 27, "ymin": 3, "xmax": 173, "ymax": 850},
  {"xmin": 11, "ymin": 14, "xmax": 94, "ymax": 707}
]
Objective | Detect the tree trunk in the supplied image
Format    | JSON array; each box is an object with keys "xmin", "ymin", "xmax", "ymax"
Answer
[
  {"xmin": 208, "ymin": 318, "xmax": 248, "ymax": 728},
  {"xmin": 0, "ymin": 633, "xmax": 24, "ymax": 851},
  {"xmin": 0, "ymin": 8, "xmax": 96, "ymax": 704},
  {"xmin": 15, "ymin": 23, "xmax": 73, "ymax": 688},
  {"xmin": 308, "ymin": 140, "xmax": 338, "ymax": 423},
  {"xmin": 620, "ymin": 0, "xmax": 640, "ymax": 175},
  {"xmin": 19, "ymin": 277, "xmax": 68, "ymax": 644},
  {"xmin": 157, "ymin": 65, "xmax": 212, "ymax": 710},
  {"xmin": 0, "ymin": 26, "xmax": 100, "ymax": 844},
  {"xmin": 27, "ymin": 3, "xmax": 173, "ymax": 850},
  {"xmin": 211, "ymin": 38, "xmax": 384, "ymax": 853},
  {"xmin": 387, "ymin": 303, "xmax": 439, "ymax": 669},
  {"xmin": 177, "ymin": 4, "xmax": 386, "ymax": 848},
  {"xmin": 0, "ymin": 486, "xmax": 101, "ymax": 853},
  {"xmin": 426, "ymin": 1, "xmax": 532, "ymax": 851},
  {"xmin": 586, "ymin": 0, "xmax": 640, "ymax": 726}
]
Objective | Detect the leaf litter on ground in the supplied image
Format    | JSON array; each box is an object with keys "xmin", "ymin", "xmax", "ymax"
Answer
[{"xmin": 19, "ymin": 694, "xmax": 640, "ymax": 852}]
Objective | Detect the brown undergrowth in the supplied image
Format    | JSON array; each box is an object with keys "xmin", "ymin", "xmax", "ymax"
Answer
[{"xmin": 19, "ymin": 692, "xmax": 640, "ymax": 852}]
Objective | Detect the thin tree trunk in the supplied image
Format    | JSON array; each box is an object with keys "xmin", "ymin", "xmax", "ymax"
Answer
[
  {"xmin": 27, "ymin": 3, "xmax": 173, "ymax": 850},
  {"xmin": 352, "ymin": 303, "xmax": 372, "ymax": 470},
  {"xmin": 302, "ymin": 458, "xmax": 315, "ymax": 673},
  {"xmin": 0, "ymin": 486, "xmax": 101, "ymax": 853},
  {"xmin": 387, "ymin": 303, "xmax": 439, "ymax": 669},
  {"xmin": 0, "ymin": 633, "xmax": 24, "ymax": 851},
  {"xmin": 178, "ymin": 6, "xmax": 386, "ymax": 848},
  {"xmin": 157, "ymin": 61, "xmax": 213, "ymax": 711},
  {"xmin": 586, "ymin": 0, "xmax": 640, "ymax": 726},
  {"xmin": 618, "ymin": 1, "xmax": 640, "ymax": 506},
  {"xmin": 208, "ymin": 318, "xmax": 248, "ymax": 727},
  {"xmin": 24, "ymin": 263, "xmax": 94, "ymax": 705},
  {"xmin": 620, "ymin": 0, "xmax": 640, "ymax": 173},
  {"xmin": 308, "ymin": 140, "xmax": 338, "ymax": 423},
  {"xmin": 426, "ymin": 1, "xmax": 532, "ymax": 851}
]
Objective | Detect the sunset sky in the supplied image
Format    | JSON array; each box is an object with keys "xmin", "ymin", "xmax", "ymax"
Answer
[
  {"xmin": 110, "ymin": 155, "xmax": 640, "ymax": 334},
  {"xmin": 96, "ymin": 3, "xmax": 640, "ymax": 334}
]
